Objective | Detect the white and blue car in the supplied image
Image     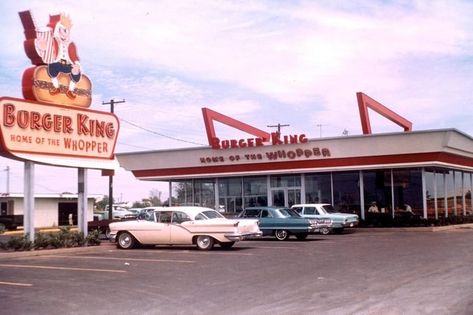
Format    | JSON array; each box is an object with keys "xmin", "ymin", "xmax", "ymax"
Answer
[{"xmin": 291, "ymin": 204, "xmax": 359, "ymax": 235}]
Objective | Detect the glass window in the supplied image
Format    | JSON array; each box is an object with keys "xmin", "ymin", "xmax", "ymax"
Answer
[
  {"xmin": 305, "ymin": 206, "xmax": 316, "ymax": 214},
  {"xmin": 270, "ymin": 175, "xmax": 301, "ymax": 188},
  {"xmin": 424, "ymin": 169, "xmax": 437, "ymax": 219},
  {"xmin": 363, "ymin": 170, "xmax": 393, "ymax": 215},
  {"xmin": 195, "ymin": 213, "xmax": 205, "ymax": 220},
  {"xmin": 305, "ymin": 173, "xmax": 331, "ymax": 204},
  {"xmin": 241, "ymin": 209, "xmax": 261, "ymax": 218},
  {"xmin": 436, "ymin": 170, "xmax": 446, "ymax": 218},
  {"xmin": 292, "ymin": 206, "xmax": 302, "ymax": 214},
  {"xmin": 243, "ymin": 176, "xmax": 267, "ymax": 208},
  {"xmin": 201, "ymin": 210, "xmax": 223, "ymax": 219},
  {"xmin": 454, "ymin": 171, "xmax": 463, "ymax": 216},
  {"xmin": 261, "ymin": 210, "xmax": 271, "ymax": 218},
  {"xmin": 218, "ymin": 177, "xmax": 243, "ymax": 213},
  {"xmin": 171, "ymin": 180, "xmax": 193, "ymax": 206},
  {"xmin": 157, "ymin": 211, "xmax": 172, "ymax": 223},
  {"xmin": 332, "ymin": 171, "xmax": 360, "ymax": 216},
  {"xmin": 194, "ymin": 179, "xmax": 215, "ymax": 209},
  {"xmin": 466, "ymin": 173, "xmax": 473, "ymax": 216},
  {"xmin": 172, "ymin": 211, "xmax": 191, "ymax": 224},
  {"xmin": 392, "ymin": 169, "xmax": 423, "ymax": 216},
  {"xmin": 445, "ymin": 170, "xmax": 455, "ymax": 217}
]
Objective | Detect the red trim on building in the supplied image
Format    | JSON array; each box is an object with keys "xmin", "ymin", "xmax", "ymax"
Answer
[
  {"xmin": 357, "ymin": 92, "xmax": 412, "ymax": 135},
  {"xmin": 202, "ymin": 107, "xmax": 270, "ymax": 146},
  {"xmin": 132, "ymin": 152, "xmax": 472, "ymax": 178}
]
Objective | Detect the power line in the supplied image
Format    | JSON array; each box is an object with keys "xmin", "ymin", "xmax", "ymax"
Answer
[{"xmin": 120, "ymin": 118, "xmax": 205, "ymax": 146}]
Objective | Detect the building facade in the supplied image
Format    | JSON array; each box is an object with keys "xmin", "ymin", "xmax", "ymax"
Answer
[
  {"xmin": 117, "ymin": 129, "xmax": 473, "ymax": 221},
  {"xmin": 0, "ymin": 193, "xmax": 98, "ymax": 228}
]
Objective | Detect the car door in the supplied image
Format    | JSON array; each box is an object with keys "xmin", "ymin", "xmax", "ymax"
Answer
[
  {"xmin": 133, "ymin": 211, "xmax": 172, "ymax": 244},
  {"xmin": 169, "ymin": 211, "xmax": 193, "ymax": 244}
]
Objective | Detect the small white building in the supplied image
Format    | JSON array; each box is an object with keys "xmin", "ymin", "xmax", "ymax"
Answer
[{"xmin": 0, "ymin": 193, "xmax": 100, "ymax": 228}]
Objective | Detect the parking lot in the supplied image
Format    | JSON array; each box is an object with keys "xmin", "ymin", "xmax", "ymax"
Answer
[{"xmin": 1, "ymin": 229, "xmax": 473, "ymax": 315}]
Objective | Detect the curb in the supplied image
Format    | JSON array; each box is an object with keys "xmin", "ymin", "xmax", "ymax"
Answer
[
  {"xmin": 2, "ymin": 227, "xmax": 79, "ymax": 236},
  {"xmin": 0, "ymin": 241, "xmax": 115, "ymax": 259},
  {"xmin": 358, "ymin": 223, "xmax": 473, "ymax": 233}
]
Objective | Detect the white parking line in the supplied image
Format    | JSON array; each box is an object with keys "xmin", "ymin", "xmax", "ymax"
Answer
[
  {"xmin": 0, "ymin": 264, "xmax": 126, "ymax": 273},
  {"xmin": 42, "ymin": 255, "xmax": 196, "ymax": 264},
  {"xmin": 121, "ymin": 249, "xmax": 254, "ymax": 256},
  {"xmin": 0, "ymin": 281, "xmax": 33, "ymax": 287},
  {"xmin": 251, "ymin": 245, "xmax": 306, "ymax": 249}
]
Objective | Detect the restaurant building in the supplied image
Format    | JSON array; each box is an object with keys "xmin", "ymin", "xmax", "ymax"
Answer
[{"xmin": 117, "ymin": 94, "xmax": 473, "ymax": 221}]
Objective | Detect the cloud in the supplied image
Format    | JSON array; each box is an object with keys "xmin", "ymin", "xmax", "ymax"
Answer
[{"xmin": 2, "ymin": 0, "xmax": 473, "ymax": 202}]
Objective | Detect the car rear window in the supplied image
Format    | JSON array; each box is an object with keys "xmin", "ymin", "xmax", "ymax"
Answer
[
  {"xmin": 322, "ymin": 205, "xmax": 337, "ymax": 213},
  {"xmin": 201, "ymin": 210, "xmax": 224, "ymax": 219},
  {"xmin": 241, "ymin": 209, "xmax": 261, "ymax": 218}
]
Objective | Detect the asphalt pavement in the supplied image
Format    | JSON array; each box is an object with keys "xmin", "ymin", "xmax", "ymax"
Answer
[{"xmin": 1, "ymin": 228, "xmax": 472, "ymax": 315}]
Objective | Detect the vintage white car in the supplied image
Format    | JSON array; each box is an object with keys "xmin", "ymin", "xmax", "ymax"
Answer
[
  {"xmin": 291, "ymin": 203, "xmax": 359, "ymax": 234},
  {"xmin": 109, "ymin": 206, "xmax": 262, "ymax": 250}
]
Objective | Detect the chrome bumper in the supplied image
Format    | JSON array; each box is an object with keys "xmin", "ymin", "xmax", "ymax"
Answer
[{"xmin": 225, "ymin": 231, "xmax": 263, "ymax": 241}]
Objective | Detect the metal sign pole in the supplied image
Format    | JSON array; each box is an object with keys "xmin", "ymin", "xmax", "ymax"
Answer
[
  {"xmin": 78, "ymin": 168, "xmax": 88, "ymax": 237},
  {"xmin": 24, "ymin": 161, "xmax": 35, "ymax": 243}
]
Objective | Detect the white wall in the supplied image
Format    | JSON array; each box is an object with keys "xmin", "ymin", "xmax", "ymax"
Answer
[{"xmin": 3, "ymin": 197, "xmax": 95, "ymax": 228}]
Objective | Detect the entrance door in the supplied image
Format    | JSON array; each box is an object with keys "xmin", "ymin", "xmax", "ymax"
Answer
[
  {"xmin": 271, "ymin": 188, "xmax": 301, "ymax": 207},
  {"xmin": 287, "ymin": 188, "xmax": 301, "ymax": 207}
]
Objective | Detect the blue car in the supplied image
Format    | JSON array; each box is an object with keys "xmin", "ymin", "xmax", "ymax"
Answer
[{"xmin": 238, "ymin": 207, "xmax": 331, "ymax": 241}]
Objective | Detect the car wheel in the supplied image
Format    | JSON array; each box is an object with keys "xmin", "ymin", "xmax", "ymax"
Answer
[
  {"xmin": 320, "ymin": 227, "xmax": 331, "ymax": 235},
  {"xmin": 196, "ymin": 235, "xmax": 214, "ymax": 250},
  {"xmin": 295, "ymin": 233, "xmax": 308, "ymax": 240},
  {"xmin": 274, "ymin": 230, "xmax": 290, "ymax": 241},
  {"xmin": 220, "ymin": 242, "xmax": 235, "ymax": 249},
  {"xmin": 117, "ymin": 232, "xmax": 136, "ymax": 249}
]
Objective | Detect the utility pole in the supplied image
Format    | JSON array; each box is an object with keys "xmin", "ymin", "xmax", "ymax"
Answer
[
  {"xmin": 102, "ymin": 99, "xmax": 125, "ymax": 220},
  {"xmin": 267, "ymin": 123, "xmax": 290, "ymax": 135},
  {"xmin": 316, "ymin": 124, "xmax": 326, "ymax": 138}
]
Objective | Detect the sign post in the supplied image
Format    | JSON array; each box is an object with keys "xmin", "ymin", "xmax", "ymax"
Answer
[
  {"xmin": 77, "ymin": 168, "xmax": 88, "ymax": 237},
  {"xmin": 23, "ymin": 161, "xmax": 35, "ymax": 242}
]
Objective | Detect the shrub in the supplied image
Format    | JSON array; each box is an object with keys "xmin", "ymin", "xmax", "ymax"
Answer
[
  {"xmin": 86, "ymin": 229, "xmax": 101, "ymax": 246},
  {"xmin": 5, "ymin": 234, "xmax": 33, "ymax": 251},
  {"xmin": 34, "ymin": 232, "xmax": 51, "ymax": 250},
  {"xmin": 0, "ymin": 228, "xmax": 102, "ymax": 251}
]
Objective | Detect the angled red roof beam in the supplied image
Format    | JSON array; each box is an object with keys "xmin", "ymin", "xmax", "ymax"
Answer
[
  {"xmin": 357, "ymin": 92, "xmax": 412, "ymax": 135},
  {"xmin": 202, "ymin": 107, "xmax": 271, "ymax": 146}
]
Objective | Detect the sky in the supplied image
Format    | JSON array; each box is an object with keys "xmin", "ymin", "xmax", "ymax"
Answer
[{"xmin": 1, "ymin": 0, "xmax": 473, "ymax": 204}]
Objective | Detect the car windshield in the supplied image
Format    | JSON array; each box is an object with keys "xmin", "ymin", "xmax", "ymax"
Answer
[{"xmin": 321, "ymin": 205, "xmax": 337, "ymax": 213}]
